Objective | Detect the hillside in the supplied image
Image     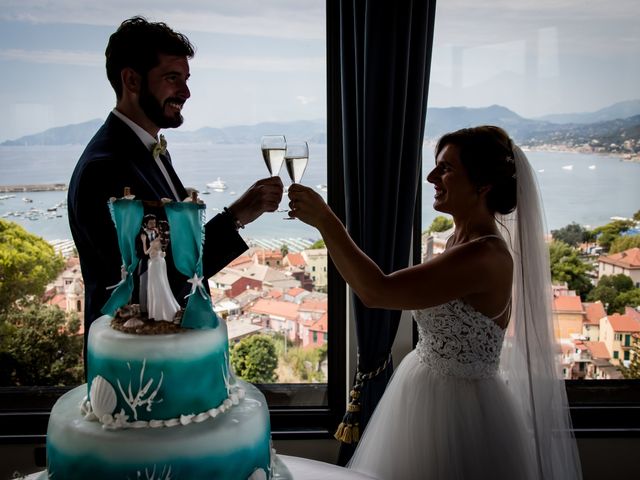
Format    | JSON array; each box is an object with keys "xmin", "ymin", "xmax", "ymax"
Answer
[{"xmin": 2, "ymin": 101, "xmax": 638, "ymax": 157}]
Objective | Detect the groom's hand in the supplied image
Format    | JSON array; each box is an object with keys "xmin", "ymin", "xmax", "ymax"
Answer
[{"xmin": 227, "ymin": 176, "xmax": 284, "ymax": 227}]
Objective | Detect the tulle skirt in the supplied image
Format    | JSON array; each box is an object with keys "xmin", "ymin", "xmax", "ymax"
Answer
[
  {"xmin": 147, "ymin": 256, "xmax": 180, "ymax": 322},
  {"xmin": 348, "ymin": 350, "xmax": 538, "ymax": 480}
]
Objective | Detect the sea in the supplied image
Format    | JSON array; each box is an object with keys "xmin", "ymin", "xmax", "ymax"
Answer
[{"xmin": 0, "ymin": 143, "xmax": 638, "ymax": 246}]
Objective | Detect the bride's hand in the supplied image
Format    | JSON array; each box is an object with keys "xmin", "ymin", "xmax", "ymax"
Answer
[{"xmin": 287, "ymin": 184, "xmax": 330, "ymax": 228}]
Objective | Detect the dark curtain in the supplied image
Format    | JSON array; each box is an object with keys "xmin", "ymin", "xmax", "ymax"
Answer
[{"xmin": 333, "ymin": 0, "xmax": 437, "ymax": 465}]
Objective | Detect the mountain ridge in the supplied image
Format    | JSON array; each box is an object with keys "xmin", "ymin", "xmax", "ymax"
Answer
[{"xmin": 2, "ymin": 101, "xmax": 639, "ymax": 157}]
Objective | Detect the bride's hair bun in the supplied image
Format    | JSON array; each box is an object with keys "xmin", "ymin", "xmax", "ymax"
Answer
[{"xmin": 435, "ymin": 125, "xmax": 517, "ymax": 215}]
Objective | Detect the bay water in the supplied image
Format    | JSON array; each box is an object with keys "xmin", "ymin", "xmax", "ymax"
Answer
[{"xmin": 0, "ymin": 144, "xmax": 638, "ymax": 243}]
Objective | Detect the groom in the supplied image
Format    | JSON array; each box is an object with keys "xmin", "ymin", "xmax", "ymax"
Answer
[
  {"xmin": 68, "ymin": 16, "xmax": 283, "ymax": 364},
  {"xmin": 135, "ymin": 214, "xmax": 159, "ymax": 314}
]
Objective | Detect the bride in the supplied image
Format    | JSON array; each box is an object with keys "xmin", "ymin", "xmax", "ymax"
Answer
[
  {"xmin": 144, "ymin": 234, "xmax": 180, "ymax": 322},
  {"xmin": 288, "ymin": 126, "xmax": 582, "ymax": 479}
]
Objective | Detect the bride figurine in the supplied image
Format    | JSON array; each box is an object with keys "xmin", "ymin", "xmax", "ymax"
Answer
[
  {"xmin": 144, "ymin": 233, "xmax": 180, "ymax": 323},
  {"xmin": 288, "ymin": 126, "xmax": 582, "ymax": 480}
]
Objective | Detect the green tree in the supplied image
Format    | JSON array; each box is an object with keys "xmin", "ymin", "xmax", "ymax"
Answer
[
  {"xmin": 593, "ymin": 219, "xmax": 635, "ymax": 251},
  {"xmin": 586, "ymin": 284, "xmax": 618, "ymax": 312},
  {"xmin": 0, "ymin": 219, "xmax": 64, "ymax": 313},
  {"xmin": 633, "ymin": 210, "xmax": 640, "ymax": 222},
  {"xmin": 280, "ymin": 243, "xmax": 289, "ymax": 257},
  {"xmin": 0, "ymin": 301, "xmax": 83, "ymax": 386},
  {"xmin": 230, "ymin": 334, "xmax": 278, "ymax": 383},
  {"xmin": 587, "ymin": 274, "xmax": 639, "ymax": 314},
  {"xmin": 609, "ymin": 234, "xmax": 640, "ymax": 254},
  {"xmin": 551, "ymin": 222, "xmax": 589, "ymax": 247},
  {"xmin": 427, "ymin": 215, "xmax": 453, "ymax": 233},
  {"xmin": 286, "ymin": 344, "xmax": 328, "ymax": 382},
  {"xmin": 310, "ymin": 239, "xmax": 326, "ymax": 249},
  {"xmin": 611, "ymin": 289, "xmax": 640, "ymax": 314},
  {"xmin": 548, "ymin": 241, "xmax": 593, "ymax": 298}
]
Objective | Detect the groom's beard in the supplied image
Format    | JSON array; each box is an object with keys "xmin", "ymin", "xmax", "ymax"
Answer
[{"xmin": 139, "ymin": 81, "xmax": 184, "ymax": 129}]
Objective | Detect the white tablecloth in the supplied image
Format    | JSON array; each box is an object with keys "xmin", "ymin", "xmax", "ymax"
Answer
[
  {"xmin": 21, "ymin": 455, "xmax": 379, "ymax": 480},
  {"xmin": 278, "ymin": 454, "xmax": 378, "ymax": 479}
]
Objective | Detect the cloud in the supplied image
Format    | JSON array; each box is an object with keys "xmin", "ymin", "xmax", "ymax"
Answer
[
  {"xmin": 193, "ymin": 54, "xmax": 324, "ymax": 73},
  {"xmin": 296, "ymin": 95, "xmax": 317, "ymax": 105},
  {"xmin": 0, "ymin": 0, "xmax": 325, "ymax": 40},
  {"xmin": 0, "ymin": 47, "xmax": 324, "ymax": 74},
  {"xmin": 0, "ymin": 48, "xmax": 102, "ymax": 66}
]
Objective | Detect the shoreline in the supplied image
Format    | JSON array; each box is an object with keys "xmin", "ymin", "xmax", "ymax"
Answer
[
  {"xmin": 0, "ymin": 183, "xmax": 67, "ymax": 193},
  {"xmin": 523, "ymin": 145, "xmax": 640, "ymax": 163}
]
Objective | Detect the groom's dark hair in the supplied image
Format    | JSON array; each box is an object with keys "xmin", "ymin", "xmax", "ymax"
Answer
[{"xmin": 105, "ymin": 16, "xmax": 195, "ymax": 99}]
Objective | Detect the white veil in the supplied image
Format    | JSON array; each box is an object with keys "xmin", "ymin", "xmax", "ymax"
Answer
[{"xmin": 497, "ymin": 144, "xmax": 583, "ymax": 479}]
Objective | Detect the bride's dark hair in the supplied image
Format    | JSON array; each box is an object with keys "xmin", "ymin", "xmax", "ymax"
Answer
[{"xmin": 435, "ymin": 125, "xmax": 517, "ymax": 215}]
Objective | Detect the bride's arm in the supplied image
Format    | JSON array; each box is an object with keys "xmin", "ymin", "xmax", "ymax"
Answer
[{"xmin": 288, "ymin": 185, "xmax": 504, "ymax": 310}]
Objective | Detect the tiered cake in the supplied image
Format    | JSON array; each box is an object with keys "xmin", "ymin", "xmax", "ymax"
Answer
[{"xmin": 43, "ymin": 195, "xmax": 286, "ymax": 479}]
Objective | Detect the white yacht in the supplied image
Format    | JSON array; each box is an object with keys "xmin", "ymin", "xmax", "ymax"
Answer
[{"xmin": 206, "ymin": 177, "xmax": 228, "ymax": 191}]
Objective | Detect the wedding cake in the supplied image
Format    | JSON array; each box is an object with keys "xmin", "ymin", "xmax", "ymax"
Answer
[{"xmin": 43, "ymin": 194, "xmax": 287, "ymax": 480}]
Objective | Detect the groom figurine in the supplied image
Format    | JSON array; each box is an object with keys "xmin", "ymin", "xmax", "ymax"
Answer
[
  {"xmin": 68, "ymin": 16, "xmax": 283, "ymax": 365},
  {"xmin": 135, "ymin": 214, "xmax": 158, "ymax": 314}
]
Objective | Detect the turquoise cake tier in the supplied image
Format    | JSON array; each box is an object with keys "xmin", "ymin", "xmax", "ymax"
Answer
[
  {"xmin": 46, "ymin": 380, "xmax": 274, "ymax": 480},
  {"xmin": 87, "ymin": 316, "xmax": 231, "ymax": 422}
]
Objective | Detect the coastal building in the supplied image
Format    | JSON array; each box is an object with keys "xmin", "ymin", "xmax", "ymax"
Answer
[
  {"xmin": 422, "ymin": 227, "xmax": 453, "ymax": 262},
  {"xmin": 44, "ymin": 257, "xmax": 84, "ymax": 330},
  {"xmin": 582, "ymin": 301, "xmax": 606, "ymax": 341},
  {"xmin": 247, "ymin": 298, "xmax": 301, "ymax": 343},
  {"xmin": 553, "ymin": 294, "xmax": 584, "ymax": 340},
  {"xmin": 597, "ymin": 247, "xmax": 640, "ymax": 287},
  {"xmin": 302, "ymin": 248, "xmax": 328, "ymax": 292},
  {"xmin": 599, "ymin": 313, "xmax": 640, "ymax": 366},
  {"xmin": 252, "ymin": 249, "xmax": 284, "ymax": 268}
]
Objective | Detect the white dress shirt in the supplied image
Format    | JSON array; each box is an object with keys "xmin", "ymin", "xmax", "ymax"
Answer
[{"xmin": 111, "ymin": 108, "xmax": 181, "ymax": 200}]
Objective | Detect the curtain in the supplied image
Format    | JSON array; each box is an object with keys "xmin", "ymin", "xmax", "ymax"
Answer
[
  {"xmin": 164, "ymin": 201, "xmax": 219, "ymax": 329},
  {"xmin": 101, "ymin": 198, "xmax": 144, "ymax": 317},
  {"xmin": 334, "ymin": 0, "xmax": 436, "ymax": 465}
]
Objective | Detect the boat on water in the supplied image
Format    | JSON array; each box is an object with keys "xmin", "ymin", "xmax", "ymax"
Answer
[
  {"xmin": 562, "ymin": 165, "xmax": 573, "ymax": 171},
  {"xmin": 588, "ymin": 165, "xmax": 596, "ymax": 170},
  {"xmin": 206, "ymin": 177, "xmax": 228, "ymax": 191}
]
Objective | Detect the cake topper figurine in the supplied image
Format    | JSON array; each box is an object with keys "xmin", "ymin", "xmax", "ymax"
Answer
[{"xmin": 101, "ymin": 187, "xmax": 220, "ymax": 331}]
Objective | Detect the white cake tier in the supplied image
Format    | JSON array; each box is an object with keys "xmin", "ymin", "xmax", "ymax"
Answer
[
  {"xmin": 46, "ymin": 380, "xmax": 277, "ymax": 479},
  {"xmin": 86, "ymin": 315, "xmax": 232, "ymax": 422}
]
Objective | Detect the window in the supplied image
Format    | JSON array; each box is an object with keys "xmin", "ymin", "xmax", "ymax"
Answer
[
  {"xmin": 425, "ymin": 0, "xmax": 639, "ymax": 382},
  {"xmin": 614, "ymin": 351, "xmax": 619, "ymax": 359},
  {"xmin": 0, "ymin": 1, "xmax": 342, "ymax": 436}
]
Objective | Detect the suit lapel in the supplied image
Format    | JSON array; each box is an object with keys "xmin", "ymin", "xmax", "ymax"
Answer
[{"xmin": 107, "ymin": 114, "xmax": 186, "ymax": 201}]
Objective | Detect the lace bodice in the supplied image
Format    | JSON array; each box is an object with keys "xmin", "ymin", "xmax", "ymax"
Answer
[{"xmin": 413, "ymin": 299, "xmax": 506, "ymax": 379}]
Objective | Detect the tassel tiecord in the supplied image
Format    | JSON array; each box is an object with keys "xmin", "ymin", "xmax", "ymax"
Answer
[
  {"xmin": 334, "ymin": 354, "xmax": 392, "ymax": 445},
  {"xmin": 334, "ymin": 389, "xmax": 361, "ymax": 444}
]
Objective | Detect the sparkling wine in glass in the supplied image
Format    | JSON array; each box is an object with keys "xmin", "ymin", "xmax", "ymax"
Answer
[
  {"xmin": 261, "ymin": 135, "xmax": 286, "ymax": 176},
  {"xmin": 284, "ymin": 142, "xmax": 309, "ymax": 219}
]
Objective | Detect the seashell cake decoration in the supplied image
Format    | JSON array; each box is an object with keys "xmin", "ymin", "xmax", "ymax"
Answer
[{"xmin": 89, "ymin": 375, "xmax": 117, "ymax": 419}]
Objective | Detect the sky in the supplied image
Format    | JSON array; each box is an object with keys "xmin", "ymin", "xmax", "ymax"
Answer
[{"xmin": 0, "ymin": 0, "xmax": 638, "ymax": 142}]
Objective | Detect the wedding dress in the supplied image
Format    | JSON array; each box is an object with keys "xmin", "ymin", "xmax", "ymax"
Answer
[
  {"xmin": 348, "ymin": 283, "xmax": 536, "ymax": 479},
  {"xmin": 348, "ymin": 144, "xmax": 583, "ymax": 480},
  {"xmin": 147, "ymin": 244, "xmax": 180, "ymax": 322}
]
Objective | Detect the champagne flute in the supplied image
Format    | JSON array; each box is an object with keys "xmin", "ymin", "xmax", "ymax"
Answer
[
  {"xmin": 261, "ymin": 135, "xmax": 286, "ymax": 176},
  {"xmin": 261, "ymin": 135, "xmax": 286, "ymax": 211},
  {"xmin": 283, "ymin": 142, "xmax": 309, "ymax": 219}
]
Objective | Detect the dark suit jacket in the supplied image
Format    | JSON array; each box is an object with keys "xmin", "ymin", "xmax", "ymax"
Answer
[{"xmin": 68, "ymin": 113, "xmax": 248, "ymax": 348}]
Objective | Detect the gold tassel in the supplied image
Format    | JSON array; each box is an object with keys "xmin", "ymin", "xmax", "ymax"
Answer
[
  {"xmin": 335, "ymin": 354, "xmax": 392, "ymax": 445},
  {"xmin": 334, "ymin": 389, "xmax": 361, "ymax": 444}
]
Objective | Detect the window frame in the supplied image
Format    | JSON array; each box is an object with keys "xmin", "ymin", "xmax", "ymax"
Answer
[{"xmin": 1, "ymin": 1, "xmax": 640, "ymax": 463}]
